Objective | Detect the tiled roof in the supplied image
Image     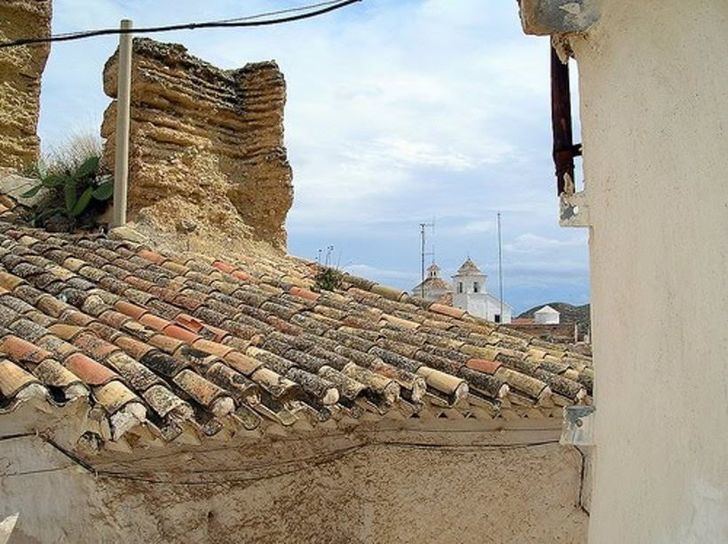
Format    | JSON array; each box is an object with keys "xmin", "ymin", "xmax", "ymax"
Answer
[
  {"xmin": 411, "ymin": 275, "xmax": 452, "ymax": 294},
  {"xmin": 0, "ymin": 212, "xmax": 592, "ymax": 452},
  {"xmin": 455, "ymin": 257, "xmax": 482, "ymax": 276}
]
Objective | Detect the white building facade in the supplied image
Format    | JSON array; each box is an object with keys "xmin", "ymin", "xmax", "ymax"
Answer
[
  {"xmin": 534, "ymin": 305, "xmax": 560, "ymax": 324},
  {"xmin": 451, "ymin": 258, "xmax": 512, "ymax": 324},
  {"xmin": 410, "ymin": 263, "xmax": 451, "ymax": 302}
]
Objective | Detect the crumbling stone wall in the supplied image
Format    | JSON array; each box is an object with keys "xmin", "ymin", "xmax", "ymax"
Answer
[
  {"xmin": 101, "ymin": 38, "xmax": 293, "ymax": 248},
  {"xmin": 0, "ymin": 0, "xmax": 52, "ymax": 170},
  {"xmin": 0, "ymin": 431, "xmax": 588, "ymax": 543}
]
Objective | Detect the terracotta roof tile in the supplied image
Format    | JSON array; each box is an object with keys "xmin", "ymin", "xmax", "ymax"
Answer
[
  {"xmin": 0, "ymin": 359, "xmax": 40, "ymax": 397},
  {"xmin": 465, "ymin": 358, "xmax": 502, "ymax": 375},
  {"xmin": 0, "ymin": 220, "xmax": 592, "ymax": 451},
  {"xmin": 64, "ymin": 353, "xmax": 118, "ymax": 386},
  {"xmin": 94, "ymin": 380, "xmax": 141, "ymax": 415},
  {"xmin": 1, "ymin": 335, "xmax": 52, "ymax": 365}
]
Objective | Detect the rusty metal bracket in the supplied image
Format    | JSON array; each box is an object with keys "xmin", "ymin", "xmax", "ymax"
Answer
[{"xmin": 551, "ymin": 44, "xmax": 576, "ymax": 197}]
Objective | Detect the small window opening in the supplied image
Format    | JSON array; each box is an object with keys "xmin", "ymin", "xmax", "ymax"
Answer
[
  {"xmin": 458, "ymin": 282, "xmax": 463, "ymax": 294},
  {"xmin": 494, "ymin": 314, "xmax": 501, "ymax": 323},
  {"xmin": 473, "ymin": 282, "xmax": 480, "ymax": 293}
]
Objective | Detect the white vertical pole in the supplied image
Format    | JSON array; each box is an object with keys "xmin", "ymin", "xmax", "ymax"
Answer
[
  {"xmin": 497, "ymin": 211, "xmax": 504, "ymax": 323},
  {"xmin": 112, "ymin": 19, "xmax": 133, "ymax": 228}
]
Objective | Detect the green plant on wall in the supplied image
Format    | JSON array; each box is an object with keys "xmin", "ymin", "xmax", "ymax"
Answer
[
  {"xmin": 314, "ymin": 267, "xmax": 343, "ymax": 292},
  {"xmin": 21, "ymin": 155, "xmax": 113, "ymax": 230}
]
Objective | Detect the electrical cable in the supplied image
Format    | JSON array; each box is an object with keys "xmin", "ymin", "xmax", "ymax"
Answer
[{"xmin": 0, "ymin": 0, "xmax": 362, "ymax": 49}]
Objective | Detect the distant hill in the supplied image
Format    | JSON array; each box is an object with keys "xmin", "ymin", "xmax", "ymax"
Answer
[{"xmin": 519, "ymin": 302, "xmax": 591, "ymax": 336}]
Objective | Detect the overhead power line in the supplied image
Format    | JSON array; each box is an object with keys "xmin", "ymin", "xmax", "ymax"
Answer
[{"xmin": 0, "ymin": 0, "xmax": 362, "ymax": 49}]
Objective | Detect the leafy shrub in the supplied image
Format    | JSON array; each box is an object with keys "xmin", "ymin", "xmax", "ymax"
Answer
[
  {"xmin": 21, "ymin": 137, "xmax": 113, "ymax": 230},
  {"xmin": 314, "ymin": 267, "xmax": 343, "ymax": 292}
]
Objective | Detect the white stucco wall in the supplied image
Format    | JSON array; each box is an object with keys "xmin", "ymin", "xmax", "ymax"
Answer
[
  {"xmin": 535, "ymin": 307, "xmax": 560, "ymax": 325},
  {"xmin": 453, "ymin": 292, "xmax": 510, "ymax": 322},
  {"xmin": 569, "ymin": 1, "xmax": 728, "ymax": 541}
]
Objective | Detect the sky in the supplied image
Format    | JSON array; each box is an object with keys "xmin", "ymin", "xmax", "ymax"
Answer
[{"xmin": 37, "ymin": 0, "xmax": 590, "ymax": 314}]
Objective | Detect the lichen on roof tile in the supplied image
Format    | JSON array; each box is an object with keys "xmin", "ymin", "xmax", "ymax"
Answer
[{"xmin": 0, "ymin": 219, "xmax": 592, "ymax": 453}]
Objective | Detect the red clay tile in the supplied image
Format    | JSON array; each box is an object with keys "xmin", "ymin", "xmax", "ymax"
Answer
[
  {"xmin": 139, "ymin": 313, "xmax": 171, "ymax": 332},
  {"xmin": 72, "ymin": 332, "xmax": 119, "ymax": 361},
  {"xmin": 94, "ymin": 380, "xmax": 140, "ymax": 415},
  {"xmin": 266, "ymin": 316, "xmax": 303, "ymax": 336},
  {"xmin": 0, "ymin": 271, "xmax": 24, "ymax": 291},
  {"xmin": 173, "ymin": 294, "xmax": 203, "ymax": 312},
  {"xmin": 98, "ymin": 310, "xmax": 131, "ymax": 329},
  {"xmin": 48, "ymin": 323, "xmax": 85, "ymax": 341},
  {"xmin": 1, "ymin": 335, "xmax": 52, "ymax": 364},
  {"xmin": 61, "ymin": 310, "xmax": 95, "ymax": 327},
  {"xmin": 163, "ymin": 324, "xmax": 201, "ymax": 344},
  {"xmin": 290, "ymin": 286, "xmax": 320, "ymax": 302},
  {"xmin": 224, "ymin": 351, "xmax": 263, "ymax": 376},
  {"xmin": 137, "ymin": 249, "xmax": 165, "ymax": 265},
  {"xmin": 173, "ymin": 369, "xmax": 224, "ymax": 407},
  {"xmin": 430, "ymin": 303, "xmax": 466, "ymax": 319},
  {"xmin": 213, "ymin": 260, "xmax": 235, "ymax": 274},
  {"xmin": 205, "ymin": 325, "xmax": 230, "ymax": 343},
  {"xmin": 0, "ymin": 360, "xmax": 38, "ymax": 397},
  {"xmin": 125, "ymin": 276, "xmax": 155, "ymax": 291},
  {"xmin": 115, "ymin": 336, "xmax": 155, "ymax": 360},
  {"xmin": 175, "ymin": 313, "xmax": 204, "ymax": 333},
  {"xmin": 148, "ymin": 334, "xmax": 185, "ymax": 354},
  {"xmin": 192, "ymin": 338, "xmax": 233, "ymax": 359},
  {"xmin": 114, "ymin": 300, "xmax": 148, "ymax": 320},
  {"xmin": 161, "ymin": 261, "xmax": 189, "ymax": 275},
  {"xmin": 64, "ymin": 353, "xmax": 117, "ymax": 385},
  {"xmin": 466, "ymin": 358, "xmax": 502, "ymax": 375},
  {"xmin": 33, "ymin": 359, "xmax": 83, "ymax": 388},
  {"xmin": 231, "ymin": 270, "xmax": 251, "ymax": 282}
]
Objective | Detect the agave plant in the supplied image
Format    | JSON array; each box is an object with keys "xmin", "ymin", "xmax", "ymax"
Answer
[{"xmin": 21, "ymin": 155, "xmax": 113, "ymax": 229}]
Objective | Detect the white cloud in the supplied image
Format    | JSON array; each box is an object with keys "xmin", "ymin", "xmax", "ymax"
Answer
[
  {"xmin": 505, "ymin": 232, "xmax": 588, "ymax": 254},
  {"xmin": 343, "ymin": 263, "xmax": 417, "ymax": 282},
  {"xmin": 38, "ymin": 0, "xmax": 588, "ymax": 310}
]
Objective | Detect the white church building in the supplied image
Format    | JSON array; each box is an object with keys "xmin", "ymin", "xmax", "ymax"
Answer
[
  {"xmin": 451, "ymin": 258, "xmax": 512, "ymax": 324},
  {"xmin": 411, "ymin": 263, "xmax": 452, "ymax": 302},
  {"xmin": 411, "ymin": 258, "xmax": 513, "ymax": 324}
]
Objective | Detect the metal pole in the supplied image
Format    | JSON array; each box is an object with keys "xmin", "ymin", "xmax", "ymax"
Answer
[
  {"xmin": 420, "ymin": 223, "xmax": 425, "ymax": 299},
  {"xmin": 497, "ymin": 212, "xmax": 504, "ymax": 323},
  {"xmin": 112, "ymin": 19, "xmax": 133, "ymax": 228}
]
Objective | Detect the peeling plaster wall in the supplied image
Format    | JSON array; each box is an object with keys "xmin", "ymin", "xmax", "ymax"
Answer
[
  {"xmin": 568, "ymin": 1, "xmax": 728, "ymax": 542},
  {"xmin": 0, "ymin": 434, "xmax": 588, "ymax": 544}
]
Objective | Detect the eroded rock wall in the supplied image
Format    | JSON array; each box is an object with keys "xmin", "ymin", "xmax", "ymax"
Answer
[
  {"xmin": 102, "ymin": 38, "xmax": 293, "ymax": 248},
  {"xmin": 0, "ymin": 0, "xmax": 52, "ymax": 170}
]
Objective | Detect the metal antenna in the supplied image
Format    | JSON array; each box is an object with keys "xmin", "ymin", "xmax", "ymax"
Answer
[
  {"xmin": 497, "ymin": 212, "xmax": 504, "ymax": 323},
  {"xmin": 419, "ymin": 222, "xmax": 435, "ymax": 299},
  {"xmin": 431, "ymin": 216, "xmax": 437, "ymax": 265}
]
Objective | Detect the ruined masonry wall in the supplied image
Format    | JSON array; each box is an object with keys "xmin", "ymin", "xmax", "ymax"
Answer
[
  {"xmin": 101, "ymin": 38, "xmax": 293, "ymax": 248},
  {"xmin": 0, "ymin": 1, "xmax": 52, "ymax": 170}
]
